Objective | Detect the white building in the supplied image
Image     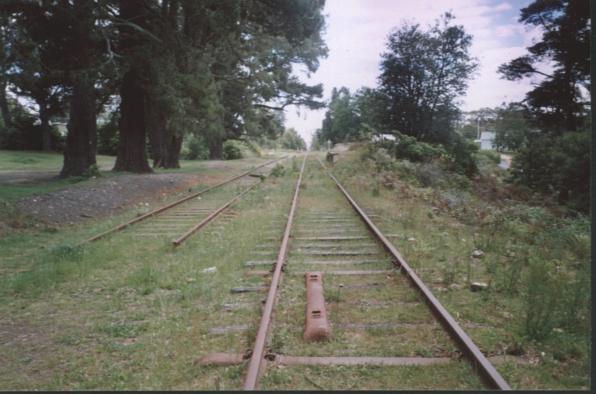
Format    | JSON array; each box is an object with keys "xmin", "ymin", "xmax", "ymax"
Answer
[{"xmin": 475, "ymin": 131, "xmax": 496, "ymax": 150}]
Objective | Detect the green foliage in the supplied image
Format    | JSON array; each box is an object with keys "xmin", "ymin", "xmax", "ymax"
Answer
[
  {"xmin": 523, "ymin": 258, "xmax": 560, "ymax": 340},
  {"xmin": 509, "ymin": 130, "xmax": 590, "ymax": 213},
  {"xmin": 270, "ymin": 164, "xmax": 286, "ymax": 177},
  {"xmin": 97, "ymin": 113, "xmax": 119, "ymax": 156},
  {"xmin": 82, "ymin": 164, "xmax": 101, "ymax": 178},
  {"xmin": 477, "ymin": 150, "xmax": 501, "ymax": 164},
  {"xmin": 494, "ymin": 104, "xmax": 529, "ymax": 151},
  {"xmin": 444, "ymin": 135, "xmax": 479, "ymax": 176},
  {"xmin": 319, "ymin": 87, "xmax": 360, "ymax": 144},
  {"xmin": 243, "ymin": 139, "xmax": 263, "ymax": 157},
  {"xmin": 222, "ymin": 140, "xmax": 243, "ymax": 160},
  {"xmin": 279, "ymin": 128, "xmax": 306, "ymax": 150},
  {"xmin": 522, "ymin": 255, "xmax": 589, "ymax": 341},
  {"xmin": 498, "ymin": 0, "xmax": 589, "ymax": 132},
  {"xmin": 378, "ymin": 13, "xmax": 478, "ymax": 143},
  {"xmin": 459, "ymin": 124, "xmax": 478, "ymax": 140},
  {"xmin": 391, "ymin": 132, "xmax": 445, "ymax": 162},
  {"xmin": 0, "ymin": 102, "xmax": 63, "ymax": 151},
  {"xmin": 181, "ymin": 134, "xmax": 209, "ymax": 160}
]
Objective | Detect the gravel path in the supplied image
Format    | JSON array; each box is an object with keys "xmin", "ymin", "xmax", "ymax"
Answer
[{"xmin": 15, "ymin": 173, "xmax": 212, "ymax": 225}]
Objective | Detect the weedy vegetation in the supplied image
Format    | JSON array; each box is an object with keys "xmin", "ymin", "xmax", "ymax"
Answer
[{"xmin": 332, "ymin": 145, "xmax": 590, "ymax": 390}]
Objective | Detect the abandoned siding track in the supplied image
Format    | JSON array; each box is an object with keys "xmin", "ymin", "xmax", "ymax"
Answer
[
  {"xmin": 80, "ymin": 157, "xmax": 286, "ymax": 246},
  {"xmin": 199, "ymin": 155, "xmax": 511, "ymax": 390}
]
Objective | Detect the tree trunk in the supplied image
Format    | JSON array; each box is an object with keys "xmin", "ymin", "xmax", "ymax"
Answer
[
  {"xmin": 38, "ymin": 102, "xmax": 51, "ymax": 151},
  {"xmin": 113, "ymin": 0, "xmax": 152, "ymax": 173},
  {"xmin": 61, "ymin": 73, "xmax": 97, "ymax": 177},
  {"xmin": 113, "ymin": 67, "xmax": 152, "ymax": 173},
  {"xmin": 60, "ymin": 0, "xmax": 98, "ymax": 177},
  {"xmin": 0, "ymin": 81, "xmax": 11, "ymax": 128},
  {"xmin": 160, "ymin": 134, "xmax": 182, "ymax": 168},
  {"xmin": 146, "ymin": 96, "xmax": 166, "ymax": 167},
  {"xmin": 209, "ymin": 137, "xmax": 223, "ymax": 159}
]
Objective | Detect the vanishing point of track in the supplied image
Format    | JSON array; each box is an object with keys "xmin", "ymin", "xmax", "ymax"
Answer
[{"xmin": 199, "ymin": 153, "xmax": 510, "ymax": 390}]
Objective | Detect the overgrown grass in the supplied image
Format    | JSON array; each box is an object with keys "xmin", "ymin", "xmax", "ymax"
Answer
[
  {"xmin": 330, "ymin": 145, "xmax": 590, "ymax": 390},
  {"xmin": 0, "ymin": 159, "xmax": 299, "ymax": 390}
]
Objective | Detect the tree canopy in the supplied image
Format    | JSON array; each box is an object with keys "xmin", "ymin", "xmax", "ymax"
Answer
[
  {"xmin": 498, "ymin": 0, "xmax": 590, "ymax": 133},
  {"xmin": 0, "ymin": 0, "xmax": 328, "ymax": 175}
]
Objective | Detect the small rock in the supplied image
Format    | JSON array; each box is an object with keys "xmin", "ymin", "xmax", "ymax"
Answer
[
  {"xmin": 553, "ymin": 327, "xmax": 564, "ymax": 333},
  {"xmin": 470, "ymin": 282, "xmax": 488, "ymax": 292},
  {"xmin": 407, "ymin": 237, "xmax": 416, "ymax": 242},
  {"xmin": 202, "ymin": 267, "xmax": 217, "ymax": 274},
  {"xmin": 471, "ymin": 250, "xmax": 484, "ymax": 258}
]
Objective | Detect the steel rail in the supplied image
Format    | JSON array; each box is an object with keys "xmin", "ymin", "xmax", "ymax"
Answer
[
  {"xmin": 80, "ymin": 157, "xmax": 286, "ymax": 244},
  {"xmin": 172, "ymin": 180, "xmax": 261, "ymax": 246},
  {"xmin": 317, "ymin": 158, "xmax": 510, "ymax": 390},
  {"xmin": 243, "ymin": 152, "xmax": 308, "ymax": 390}
]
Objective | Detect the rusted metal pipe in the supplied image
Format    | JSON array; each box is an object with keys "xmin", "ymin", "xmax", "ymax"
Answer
[
  {"xmin": 304, "ymin": 272, "xmax": 331, "ymax": 341},
  {"xmin": 317, "ymin": 158, "xmax": 510, "ymax": 391},
  {"xmin": 242, "ymin": 153, "xmax": 308, "ymax": 391},
  {"xmin": 80, "ymin": 157, "xmax": 286, "ymax": 244}
]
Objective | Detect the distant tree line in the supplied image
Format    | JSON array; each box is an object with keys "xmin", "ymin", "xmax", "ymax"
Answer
[
  {"xmin": 0, "ymin": 0, "xmax": 327, "ymax": 176},
  {"xmin": 315, "ymin": 1, "xmax": 590, "ymax": 213},
  {"xmin": 315, "ymin": 13, "xmax": 481, "ymax": 175}
]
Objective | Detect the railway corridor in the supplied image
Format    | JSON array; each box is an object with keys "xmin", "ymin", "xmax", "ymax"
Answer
[{"xmin": 201, "ymin": 155, "xmax": 509, "ymax": 390}]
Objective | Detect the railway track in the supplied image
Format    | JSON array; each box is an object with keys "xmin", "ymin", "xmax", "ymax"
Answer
[
  {"xmin": 81, "ymin": 157, "xmax": 287, "ymax": 246},
  {"xmin": 198, "ymin": 153, "xmax": 511, "ymax": 390}
]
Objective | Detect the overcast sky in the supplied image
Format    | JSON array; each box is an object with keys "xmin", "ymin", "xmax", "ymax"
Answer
[{"xmin": 284, "ymin": 0, "xmax": 542, "ymax": 145}]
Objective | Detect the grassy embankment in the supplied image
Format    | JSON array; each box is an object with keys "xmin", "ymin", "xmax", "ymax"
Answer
[{"xmin": 329, "ymin": 144, "xmax": 590, "ymax": 390}]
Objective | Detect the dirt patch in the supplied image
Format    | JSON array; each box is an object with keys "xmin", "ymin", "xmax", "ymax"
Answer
[
  {"xmin": 0, "ymin": 170, "xmax": 58, "ymax": 184},
  {"xmin": 15, "ymin": 173, "xmax": 216, "ymax": 225}
]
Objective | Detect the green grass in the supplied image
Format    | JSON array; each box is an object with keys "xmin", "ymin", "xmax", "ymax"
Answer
[
  {"xmin": 0, "ymin": 161, "xmax": 300, "ymax": 390},
  {"xmin": 0, "ymin": 150, "xmax": 589, "ymax": 390},
  {"xmin": 329, "ymin": 146, "xmax": 590, "ymax": 390},
  {"xmin": 0, "ymin": 149, "xmax": 286, "ymax": 173},
  {"xmin": 0, "ymin": 150, "xmax": 116, "ymax": 171}
]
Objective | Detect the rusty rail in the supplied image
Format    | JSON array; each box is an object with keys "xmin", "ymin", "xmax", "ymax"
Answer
[
  {"xmin": 242, "ymin": 153, "xmax": 308, "ymax": 390},
  {"xmin": 172, "ymin": 180, "xmax": 260, "ymax": 246},
  {"xmin": 317, "ymin": 158, "xmax": 510, "ymax": 390},
  {"xmin": 80, "ymin": 157, "xmax": 286, "ymax": 244}
]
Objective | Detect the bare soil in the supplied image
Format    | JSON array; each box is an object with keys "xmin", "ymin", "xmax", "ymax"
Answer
[{"xmin": 15, "ymin": 173, "xmax": 217, "ymax": 226}]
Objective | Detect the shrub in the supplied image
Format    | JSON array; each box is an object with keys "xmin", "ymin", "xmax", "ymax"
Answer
[
  {"xmin": 523, "ymin": 258, "xmax": 560, "ymax": 340},
  {"xmin": 509, "ymin": 130, "xmax": 590, "ymax": 213},
  {"xmin": 444, "ymin": 135, "xmax": 479, "ymax": 176},
  {"xmin": 222, "ymin": 140, "xmax": 243, "ymax": 160},
  {"xmin": 243, "ymin": 139, "xmax": 263, "ymax": 157},
  {"xmin": 182, "ymin": 134, "xmax": 209, "ymax": 160},
  {"xmin": 270, "ymin": 163, "xmax": 285, "ymax": 177},
  {"xmin": 391, "ymin": 132, "xmax": 445, "ymax": 163},
  {"xmin": 478, "ymin": 150, "xmax": 501, "ymax": 164},
  {"xmin": 97, "ymin": 113, "xmax": 119, "ymax": 155},
  {"xmin": 82, "ymin": 164, "xmax": 101, "ymax": 178}
]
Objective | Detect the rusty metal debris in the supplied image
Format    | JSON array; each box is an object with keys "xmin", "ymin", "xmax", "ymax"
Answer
[{"xmin": 304, "ymin": 272, "xmax": 331, "ymax": 342}]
